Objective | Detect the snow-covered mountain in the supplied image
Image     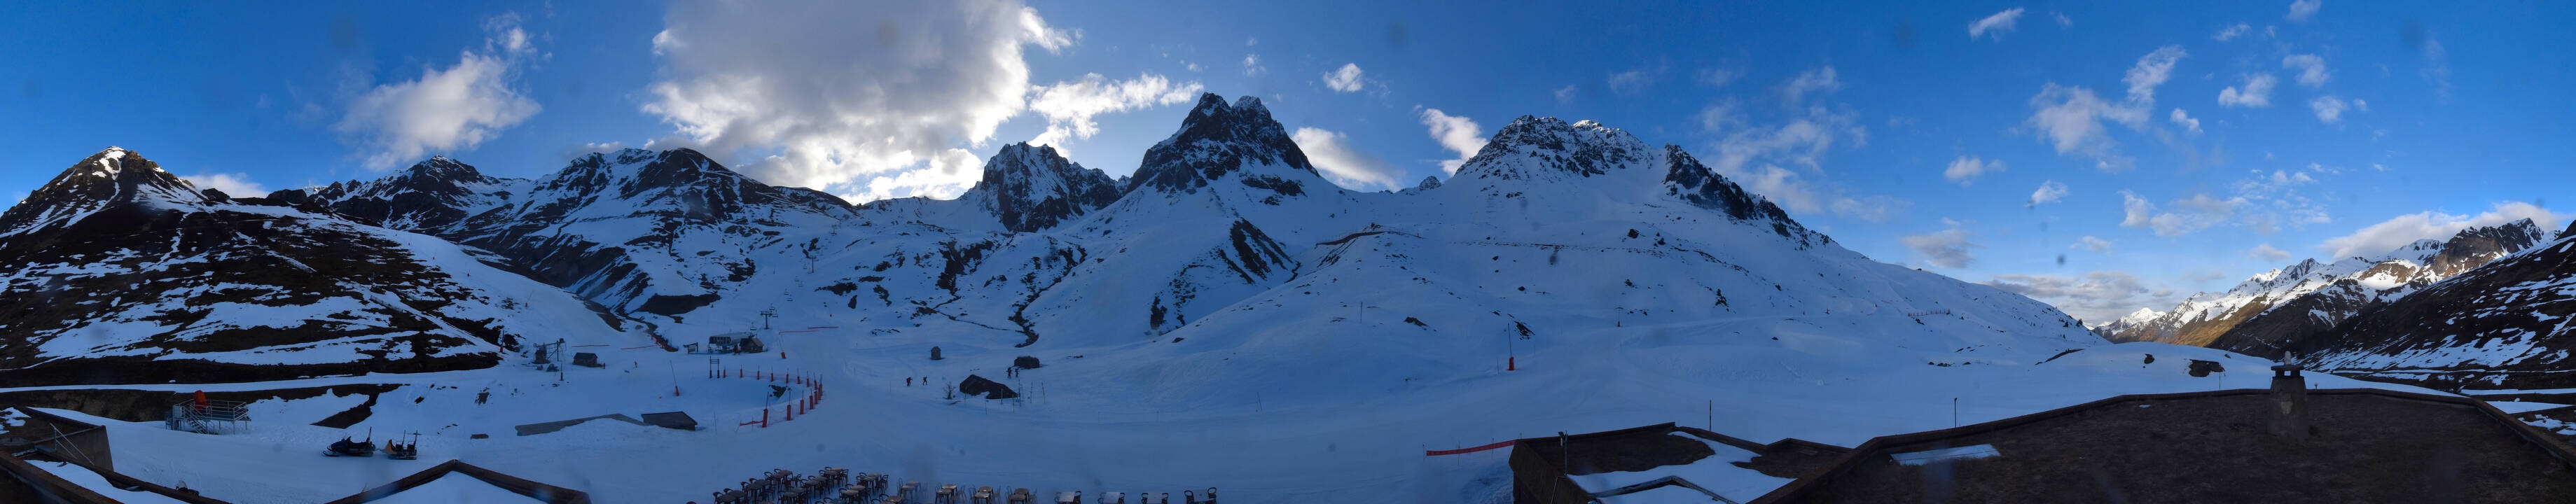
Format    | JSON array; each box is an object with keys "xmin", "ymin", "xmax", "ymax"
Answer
[
  {"xmin": 2097, "ymin": 220, "xmax": 2550, "ymax": 347},
  {"xmin": 303, "ymin": 148, "xmax": 863, "ymax": 318},
  {"xmin": 292, "ymin": 156, "xmax": 527, "ymax": 232},
  {"xmin": 2267, "ymin": 220, "xmax": 2576, "ymax": 389},
  {"xmin": 0, "ymin": 148, "xmax": 650, "ymax": 386},
  {"xmin": 4, "ymin": 95, "xmax": 2304, "ymax": 503},
  {"xmin": 959, "ymin": 143, "xmax": 1123, "ymax": 233},
  {"xmin": 154, "ymin": 92, "xmax": 2102, "ymax": 379}
]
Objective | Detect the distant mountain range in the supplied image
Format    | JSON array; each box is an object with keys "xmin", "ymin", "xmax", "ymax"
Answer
[
  {"xmin": 0, "ymin": 93, "xmax": 2147, "ymax": 388},
  {"xmin": 2098, "ymin": 220, "xmax": 2550, "ymax": 347},
  {"xmin": 2280, "ymin": 220, "xmax": 2576, "ymax": 389},
  {"xmin": 2096, "ymin": 218, "xmax": 2576, "ymax": 389}
]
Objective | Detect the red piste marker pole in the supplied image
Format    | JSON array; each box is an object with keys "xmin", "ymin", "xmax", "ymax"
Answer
[{"xmin": 1508, "ymin": 356, "xmax": 1516, "ymax": 371}]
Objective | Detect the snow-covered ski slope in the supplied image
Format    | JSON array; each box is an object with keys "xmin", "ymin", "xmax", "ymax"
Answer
[{"xmin": 25, "ymin": 334, "xmax": 2414, "ymax": 503}]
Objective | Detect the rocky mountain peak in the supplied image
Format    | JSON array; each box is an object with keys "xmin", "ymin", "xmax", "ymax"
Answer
[
  {"xmin": 963, "ymin": 142, "xmax": 1121, "ymax": 232},
  {"xmin": 402, "ymin": 155, "xmax": 487, "ymax": 183},
  {"xmin": 300, "ymin": 155, "xmax": 516, "ymax": 232},
  {"xmin": 1, "ymin": 147, "xmax": 206, "ymax": 236},
  {"xmin": 1453, "ymin": 115, "xmax": 1648, "ymax": 182},
  {"xmin": 2424, "ymin": 218, "xmax": 2553, "ymax": 276},
  {"xmin": 1128, "ymin": 93, "xmax": 1317, "ymax": 195},
  {"xmin": 2456, "ymin": 218, "xmax": 2547, "ymax": 248}
]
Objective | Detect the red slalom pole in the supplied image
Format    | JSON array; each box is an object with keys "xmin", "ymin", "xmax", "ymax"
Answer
[{"xmin": 1508, "ymin": 356, "xmax": 1516, "ymax": 371}]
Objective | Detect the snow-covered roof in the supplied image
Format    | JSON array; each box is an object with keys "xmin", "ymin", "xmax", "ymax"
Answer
[
  {"xmin": 366, "ymin": 472, "xmax": 543, "ymax": 504},
  {"xmin": 321, "ymin": 460, "xmax": 590, "ymax": 504}
]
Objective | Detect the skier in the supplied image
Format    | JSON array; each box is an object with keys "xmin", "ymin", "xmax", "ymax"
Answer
[{"xmin": 906, "ymin": 377, "xmax": 913, "ymax": 386}]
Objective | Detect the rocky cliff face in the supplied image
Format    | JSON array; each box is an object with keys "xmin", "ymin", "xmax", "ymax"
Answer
[{"xmin": 957, "ymin": 143, "xmax": 1121, "ymax": 233}]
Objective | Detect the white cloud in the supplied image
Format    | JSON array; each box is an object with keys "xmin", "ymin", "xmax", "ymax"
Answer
[
  {"xmin": 1903, "ymin": 220, "xmax": 1980, "ymax": 269},
  {"xmin": 2248, "ymin": 244, "xmax": 2292, "ymax": 261},
  {"xmin": 2120, "ymin": 190, "xmax": 2154, "ymax": 227},
  {"xmin": 2217, "ymin": 74, "xmax": 2276, "ymax": 108},
  {"xmin": 1418, "ymin": 108, "xmax": 1487, "ymax": 174},
  {"xmin": 1710, "ymin": 107, "xmax": 1860, "ymax": 202},
  {"xmin": 1242, "ymin": 54, "xmax": 1266, "ymax": 76},
  {"xmin": 1944, "ymin": 155, "xmax": 2003, "ymax": 186},
  {"xmin": 2319, "ymin": 202, "xmax": 2568, "ymax": 258},
  {"xmin": 642, "ymin": 0, "xmax": 1077, "ymax": 200},
  {"xmin": 2026, "ymin": 85, "xmax": 2138, "ymax": 170},
  {"xmin": 1703, "ymin": 71, "xmax": 1894, "ymax": 222},
  {"xmin": 847, "ymin": 148, "xmax": 987, "ymax": 202},
  {"xmin": 180, "ymin": 172, "xmax": 269, "ymax": 196},
  {"xmin": 1025, "ymin": 73, "xmax": 1204, "ymax": 149},
  {"xmin": 2022, "ymin": 46, "xmax": 2182, "ymax": 172},
  {"xmin": 1779, "ymin": 66, "xmax": 1843, "ymax": 105},
  {"xmin": 1968, "ymin": 8, "xmax": 2025, "ymax": 40},
  {"xmin": 2168, "ymin": 108, "xmax": 2202, "ymax": 133},
  {"xmin": 2213, "ymin": 23, "xmax": 2252, "ymax": 41},
  {"xmin": 1290, "ymin": 127, "xmax": 1401, "ymax": 190},
  {"xmin": 2124, "ymin": 46, "xmax": 2187, "ymax": 103},
  {"xmin": 2220, "ymin": 168, "xmax": 2334, "ymax": 234},
  {"xmin": 1983, "ymin": 270, "xmax": 2168, "ymax": 323},
  {"xmin": 1608, "ymin": 69, "xmax": 1654, "ymax": 94},
  {"xmin": 1831, "ymin": 195, "xmax": 1910, "ymax": 223},
  {"xmin": 2051, "ymin": 12, "xmax": 2073, "ymax": 27},
  {"xmin": 2028, "ymin": 180, "xmax": 2070, "ymax": 207},
  {"xmin": 2286, "ymin": 0, "xmax": 2322, "ymax": 22},
  {"xmin": 2308, "ymin": 96, "xmax": 2351, "ymax": 123},
  {"xmin": 1553, "ymin": 85, "xmax": 1578, "ymax": 104},
  {"xmin": 2282, "ymin": 54, "xmax": 2331, "ymax": 87},
  {"xmin": 2072, "ymin": 236, "xmax": 2113, "ymax": 253},
  {"xmin": 1695, "ymin": 68, "xmax": 1738, "ymax": 88},
  {"xmin": 1323, "ymin": 63, "xmax": 1367, "ymax": 92},
  {"xmin": 337, "ymin": 14, "xmax": 541, "ymax": 170},
  {"xmin": 2421, "ymin": 37, "xmax": 2453, "ymax": 101},
  {"xmin": 2120, "ymin": 190, "xmax": 2247, "ymax": 237}
]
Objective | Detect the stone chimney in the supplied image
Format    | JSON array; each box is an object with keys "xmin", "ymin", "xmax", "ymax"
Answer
[{"xmin": 2269, "ymin": 363, "xmax": 2310, "ymax": 442}]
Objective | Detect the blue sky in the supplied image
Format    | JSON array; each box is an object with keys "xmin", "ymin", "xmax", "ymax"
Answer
[{"xmin": 3, "ymin": 1, "xmax": 2570, "ymax": 322}]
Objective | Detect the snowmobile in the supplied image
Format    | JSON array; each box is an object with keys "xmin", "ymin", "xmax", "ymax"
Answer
[
  {"xmin": 385, "ymin": 432, "xmax": 421, "ymax": 460},
  {"xmin": 325, "ymin": 430, "xmax": 375, "ymax": 457}
]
